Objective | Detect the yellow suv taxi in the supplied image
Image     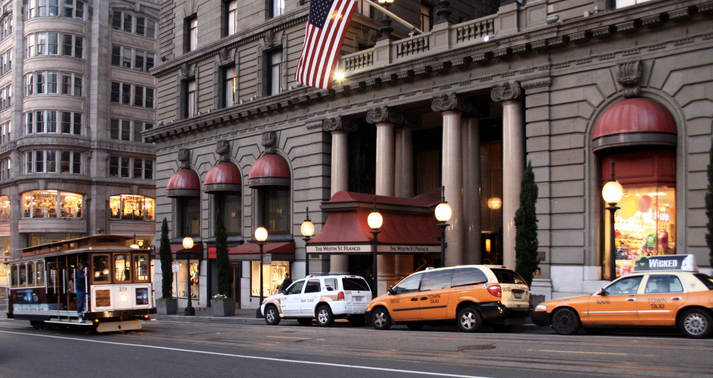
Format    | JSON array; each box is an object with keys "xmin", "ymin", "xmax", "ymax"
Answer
[
  {"xmin": 531, "ymin": 255, "xmax": 713, "ymax": 338},
  {"xmin": 366, "ymin": 265, "xmax": 531, "ymax": 332}
]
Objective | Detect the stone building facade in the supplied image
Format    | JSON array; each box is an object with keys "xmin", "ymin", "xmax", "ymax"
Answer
[
  {"xmin": 149, "ymin": 0, "xmax": 713, "ymax": 310},
  {"xmin": 0, "ymin": 0, "xmax": 159, "ymax": 269}
]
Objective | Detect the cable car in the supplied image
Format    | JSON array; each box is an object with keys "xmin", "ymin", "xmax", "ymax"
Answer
[{"xmin": 7, "ymin": 234, "xmax": 155, "ymax": 332}]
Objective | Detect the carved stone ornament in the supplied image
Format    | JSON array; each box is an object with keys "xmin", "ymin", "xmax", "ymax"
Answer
[
  {"xmin": 177, "ymin": 149, "xmax": 191, "ymax": 168},
  {"xmin": 366, "ymin": 107, "xmax": 405, "ymax": 125},
  {"xmin": 180, "ymin": 63, "xmax": 197, "ymax": 79},
  {"xmin": 490, "ymin": 82, "xmax": 522, "ymax": 103},
  {"xmin": 322, "ymin": 117, "xmax": 358, "ymax": 133},
  {"xmin": 216, "ymin": 140, "xmax": 231, "ymax": 161},
  {"xmin": 616, "ymin": 61, "xmax": 643, "ymax": 98},
  {"xmin": 264, "ymin": 30, "xmax": 274, "ymax": 49},
  {"xmin": 431, "ymin": 93, "xmax": 473, "ymax": 113},
  {"xmin": 262, "ymin": 131, "xmax": 278, "ymax": 154}
]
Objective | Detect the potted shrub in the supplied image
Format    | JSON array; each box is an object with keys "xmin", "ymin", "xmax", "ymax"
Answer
[
  {"xmin": 211, "ymin": 209, "xmax": 235, "ymax": 316},
  {"xmin": 157, "ymin": 218, "xmax": 178, "ymax": 314}
]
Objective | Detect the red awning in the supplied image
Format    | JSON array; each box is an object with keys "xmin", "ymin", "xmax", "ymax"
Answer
[
  {"xmin": 166, "ymin": 169, "xmax": 201, "ymax": 197},
  {"xmin": 248, "ymin": 154, "xmax": 291, "ymax": 187},
  {"xmin": 170, "ymin": 243, "xmax": 203, "ymax": 254},
  {"xmin": 229, "ymin": 242, "xmax": 295, "ymax": 254},
  {"xmin": 204, "ymin": 161, "xmax": 242, "ymax": 193},
  {"xmin": 592, "ymin": 98, "xmax": 677, "ymax": 151}
]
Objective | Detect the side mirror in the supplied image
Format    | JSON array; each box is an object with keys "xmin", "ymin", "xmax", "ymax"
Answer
[
  {"xmin": 597, "ymin": 288, "xmax": 608, "ymax": 296},
  {"xmin": 387, "ymin": 286, "xmax": 396, "ymax": 295}
]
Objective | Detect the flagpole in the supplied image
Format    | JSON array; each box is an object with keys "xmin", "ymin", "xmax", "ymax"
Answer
[{"xmin": 361, "ymin": 0, "xmax": 424, "ymax": 35}]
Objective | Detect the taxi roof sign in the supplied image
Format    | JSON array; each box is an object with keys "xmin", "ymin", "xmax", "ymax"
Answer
[{"xmin": 632, "ymin": 254, "xmax": 697, "ymax": 273}]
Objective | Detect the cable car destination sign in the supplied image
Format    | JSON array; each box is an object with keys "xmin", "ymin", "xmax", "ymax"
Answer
[{"xmin": 306, "ymin": 244, "xmax": 441, "ymax": 254}]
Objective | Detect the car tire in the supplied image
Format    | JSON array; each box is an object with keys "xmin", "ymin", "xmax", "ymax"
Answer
[
  {"xmin": 316, "ymin": 305, "xmax": 335, "ymax": 327},
  {"xmin": 264, "ymin": 305, "xmax": 281, "ymax": 326},
  {"xmin": 348, "ymin": 315, "xmax": 366, "ymax": 327},
  {"xmin": 551, "ymin": 308, "xmax": 580, "ymax": 335},
  {"xmin": 297, "ymin": 318, "xmax": 312, "ymax": 326},
  {"xmin": 679, "ymin": 308, "xmax": 713, "ymax": 339},
  {"xmin": 406, "ymin": 323, "xmax": 424, "ymax": 330},
  {"xmin": 491, "ymin": 324, "xmax": 513, "ymax": 332},
  {"xmin": 457, "ymin": 307, "xmax": 482, "ymax": 333},
  {"xmin": 371, "ymin": 307, "xmax": 391, "ymax": 330}
]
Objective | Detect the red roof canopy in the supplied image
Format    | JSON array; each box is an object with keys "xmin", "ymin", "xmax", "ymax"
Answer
[
  {"xmin": 592, "ymin": 98, "xmax": 677, "ymax": 151},
  {"xmin": 166, "ymin": 169, "xmax": 201, "ymax": 197},
  {"xmin": 204, "ymin": 161, "xmax": 242, "ymax": 193},
  {"xmin": 248, "ymin": 154, "xmax": 291, "ymax": 187}
]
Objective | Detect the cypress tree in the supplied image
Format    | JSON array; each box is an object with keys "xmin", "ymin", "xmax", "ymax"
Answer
[
  {"xmin": 706, "ymin": 140, "xmax": 713, "ymax": 267},
  {"xmin": 515, "ymin": 160, "xmax": 539, "ymax": 286},
  {"xmin": 215, "ymin": 208, "xmax": 230, "ymax": 297},
  {"xmin": 159, "ymin": 218, "xmax": 174, "ymax": 298}
]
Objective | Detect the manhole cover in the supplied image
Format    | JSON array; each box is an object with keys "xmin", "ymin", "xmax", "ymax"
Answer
[{"xmin": 458, "ymin": 344, "xmax": 497, "ymax": 351}]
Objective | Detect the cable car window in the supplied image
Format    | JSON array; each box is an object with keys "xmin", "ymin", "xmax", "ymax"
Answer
[
  {"xmin": 92, "ymin": 254, "xmax": 110, "ymax": 283},
  {"xmin": 27, "ymin": 262, "xmax": 35, "ymax": 286},
  {"xmin": 114, "ymin": 254, "xmax": 130, "ymax": 282},
  {"xmin": 47, "ymin": 261, "xmax": 57, "ymax": 288},
  {"xmin": 133, "ymin": 254, "xmax": 149, "ymax": 282},
  {"xmin": 36, "ymin": 261, "xmax": 45, "ymax": 286},
  {"xmin": 10, "ymin": 264, "xmax": 17, "ymax": 287},
  {"xmin": 19, "ymin": 263, "xmax": 26, "ymax": 287}
]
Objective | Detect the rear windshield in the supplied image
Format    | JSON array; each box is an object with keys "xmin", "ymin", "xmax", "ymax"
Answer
[
  {"xmin": 694, "ymin": 273, "xmax": 713, "ymax": 290},
  {"xmin": 343, "ymin": 278, "xmax": 370, "ymax": 291},
  {"xmin": 491, "ymin": 269, "xmax": 527, "ymax": 285}
]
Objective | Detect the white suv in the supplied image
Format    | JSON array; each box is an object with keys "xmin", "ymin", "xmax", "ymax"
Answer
[{"xmin": 261, "ymin": 275, "xmax": 372, "ymax": 327}]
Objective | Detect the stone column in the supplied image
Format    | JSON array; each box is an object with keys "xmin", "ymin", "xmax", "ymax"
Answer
[
  {"xmin": 491, "ymin": 82, "xmax": 525, "ymax": 270},
  {"xmin": 462, "ymin": 117, "xmax": 481, "ymax": 264},
  {"xmin": 394, "ymin": 125, "xmax": 414, "ymax": 278},
  {"xmin": 432, "ymin": 94, "xmax": 472, "ymax": 266},
  {"xmin": 323, "ymin": 117, "xmax": 357, "ymax": 274},
  {"xmin": 367, "ymin": 107, "xmax": 403, "ymax": 294}
]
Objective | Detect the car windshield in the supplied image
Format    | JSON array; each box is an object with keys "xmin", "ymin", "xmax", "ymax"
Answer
[
  {"xmin": 343, "ymin": 278, "xmax": 369, "ymax": 291},
  {"xmin": 694, "ymin": 273, "xmax": 713, "ymax": 290},
  {"xmin": 491, "ymin": 269, "xmax": 527, "ymax": 285}
]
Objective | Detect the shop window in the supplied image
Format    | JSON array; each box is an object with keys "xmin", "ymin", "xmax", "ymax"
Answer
[
  {"xmin": 22, "ymin": 190, "xmax": 83, "ymax": 219},
  {"xmin": 251, "ymin": 260, "xmax": 289, "ymax": 297},
  {"xmin": 1, "ymin": 236, "xmax": 9, "ymax": 258},
  {"xmin": 0, "ymin": 195, "xmax": 9, "ymax": 221},
  {"xmin": 177, "ymin": 259, "xmax": 199, "ymax": 299},
  {"xmin": 92, "ymin": 254, "xmax": 110, "ymax": 283},
  {"xmin": 109, "ymin": 194, "xmax": 155, "ymax": 221}
]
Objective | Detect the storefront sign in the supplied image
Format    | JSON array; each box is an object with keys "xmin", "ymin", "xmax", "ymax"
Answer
[
  {"xmin": 263, "ymin": 253, "xmax": 272, "ymax": 265},
  {"xmin": 306, "ymin": 244, "xmax": 440, "ymax": 254},
  {"xmin": 171, "ymin": 261, "xmax": 180, "ymax": 273}
]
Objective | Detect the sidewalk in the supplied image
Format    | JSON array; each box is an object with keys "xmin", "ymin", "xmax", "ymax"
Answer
[{"xmin": 153, "ymin": 308, "xmax": 270, "ymax": 325}]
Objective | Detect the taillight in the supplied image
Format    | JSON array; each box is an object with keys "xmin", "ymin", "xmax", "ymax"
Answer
[
  {"xmin": 487, "ymin": 285, "xmax": 502, "ymax": 298},
  {"xmin": 337, "ymin": 291, "xmax": 345, "ymax": 301}
]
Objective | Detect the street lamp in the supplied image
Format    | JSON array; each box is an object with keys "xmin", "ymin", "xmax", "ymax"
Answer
[
  {"xmin": 434, "ymin": 186, "xmax": 452, "ymax": 268},
  {"xmin": 377, "ymin": 0, "xmax": 394, "ymax": 41},
  {"xmin": 602, "ymin": 162, "xmax": 623, "ymax": 281},
  {"xmin": 182, "ymin": 236, "xmax": 195, "ymax": 316},
  {"xmin": 255, "ymin": 226, "xmax": 268, "ymax": 318},
  {"xmin": 367, "ymin": 197, "xmax": 383, "ymax": 298},
  {"xmin": 300, "ymin": 207, "xmax": 315, "ymax": 276}
]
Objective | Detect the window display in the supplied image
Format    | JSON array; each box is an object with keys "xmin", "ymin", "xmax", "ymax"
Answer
[
  {"xmin": 109, "ymin": 194, "xmax": 155, "ymax": 221},
  {"xmin": 251, "ymin": 261, "xmax": 289, "ymax": 297},
  {"xmin": 610, "ymin": 186, "xmax": 676, "ymax": 277},
  {"xmin": 22, "ymin": 190, "xmax": 82, "ymax": 218},
  {"xmin": 176, "ymin": 259, "xmax": 199, "ymax": 299},
  {"xmin": 0, "ymin": 195, "xmax": 9, "ymax": 221}
]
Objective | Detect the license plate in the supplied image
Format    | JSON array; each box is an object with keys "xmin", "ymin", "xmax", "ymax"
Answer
[
  {"xmin": 514, "ymin": 293, "xmax": 521, "ymax": 299},
  {"xmin": 353, "ymin": 296, "xmax": 363, "ymax": 302}
]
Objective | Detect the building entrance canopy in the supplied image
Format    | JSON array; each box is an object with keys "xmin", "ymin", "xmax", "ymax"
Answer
[{"xmin": 306, "ymin": 190, "xmax": 442, "ymax": 255}]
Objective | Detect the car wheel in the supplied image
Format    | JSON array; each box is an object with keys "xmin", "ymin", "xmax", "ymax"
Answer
[
  {"xmin": 551, "ymin": 308, "xmax": 580, "ymax": 335},
  {"xmin": 264, "ymin": 305, "xmax": 281, "ymax": 326},
  {"xmin": 316, "ymin": 305, "xmax": 334, "ymax": 327},
  {"xmin": 371, "ymin": 307, "xmax": 391, "ymax": 330},
  {"xmin": 457, "ymin": 307, "xmax": 482, "ymax": 333},
  {"xmin": 406, "ymin": 323, "xmax": 424, "ymax": 330},
  {"xmin": 679, "ymin": 308, "xmax": 713, "ymax": 338},
  {"xmin": 297, "ymin": 318, "xmax": 312, "ymax": 326},
  {"xmin": 491, "ymin": 324, "xmax": 512, "ymax": 332},
  {"xmin": 348, "ymin": 315, "xmax": 366, "ymax": 327}
]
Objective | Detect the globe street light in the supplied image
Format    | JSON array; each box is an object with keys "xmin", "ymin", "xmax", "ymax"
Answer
[
  {"xmin": 367, "ymin": 197, "xmax": 383, "ymax": 298},
  {"xmin": 300, "ymin": 207, "xmax": 315, "ymax": 276},
  {"xmin": 435, "ymin": 186, "xmax": 452, "ymax": 268},
  {"xmin": 182, "ymin": 236, "xmax": 195, "ymax": 316},
  {"xmin": 602, "ymin": 162, "xmax": 623, "ymax": 281},
  {"xmin": 255, "ymin": 226, "xmax": 268, "ymax": 318}
]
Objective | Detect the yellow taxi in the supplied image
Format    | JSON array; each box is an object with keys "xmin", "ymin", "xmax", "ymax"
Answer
[{"xmin": 531, "ymin": 255, "xmax": 713, "ymax": 338}]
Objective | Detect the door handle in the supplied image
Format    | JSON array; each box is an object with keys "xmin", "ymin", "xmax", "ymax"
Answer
[
  {"xmin": 626, "ymin": 298, "xmax": 636, "ymax": 302},
  {"xmin": 671, "ymin": 297, "xmax": 681, "ymax": 301},
  {"xmin": 411, "ymin": 298, "xmax": 418, "ymax": 301},
  {"xmin": 420, "ymin": 297, "xmax": 428, "ymax": 301}
]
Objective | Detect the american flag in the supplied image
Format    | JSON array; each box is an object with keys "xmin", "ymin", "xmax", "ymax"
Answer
[{"xmin": 295, "ymin": 0, "xmax": 357, "ymax": 90}]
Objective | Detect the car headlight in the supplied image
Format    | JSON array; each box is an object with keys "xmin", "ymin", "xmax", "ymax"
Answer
[{"xmin": 535, "ymin": 304, "xmax": 547, "ymax": 311}]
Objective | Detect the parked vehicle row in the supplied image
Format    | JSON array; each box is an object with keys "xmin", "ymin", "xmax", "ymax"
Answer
[{"xmin": 260, "ymin": 256, "xmax": 713, "ymax": 339}]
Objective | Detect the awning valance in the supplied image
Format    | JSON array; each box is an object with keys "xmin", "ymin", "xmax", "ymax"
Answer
[
  {"xmin": 166, "ymin": 169, "xmax": 201, "ymax": 197},
  {"xmin": 228, "ymin": 242, "xmax": 295, "ymax": 261},
  {"xmin": 204, "ymin": 161, "xmax": 242, "ymax": 193},
  {"xmin": 248, "ymin": 154, "xmax": 290, "ymax": 187}
]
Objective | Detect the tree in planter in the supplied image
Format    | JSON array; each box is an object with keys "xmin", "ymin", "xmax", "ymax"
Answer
[
  {"xmin": 159, "ymin": 218, "xmax": 174, "ymax": 299},
  {"xmin": 706, "ymin": 141, "xmax": 713, "ymax": 268},
  {"xmin": 515, "ymin": 160, "xmax": 539, "ymax": 287},
  {"xmin": 215, "ymin": 209, "xmax": 230, "ymax": 297}
]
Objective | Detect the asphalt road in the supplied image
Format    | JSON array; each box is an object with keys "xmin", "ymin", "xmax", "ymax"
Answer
[{"xmin": 0, "ymin": 317, "xmax": 711, "ymax": 378}]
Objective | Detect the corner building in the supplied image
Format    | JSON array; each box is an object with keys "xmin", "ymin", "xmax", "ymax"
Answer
[
  {"xmin": 0, "ymin": 0, "xmax": 159, "ymax": 274},
  {"xmin": 149, "ymin": 0, "xmax": 713, "ymax": 310}
]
